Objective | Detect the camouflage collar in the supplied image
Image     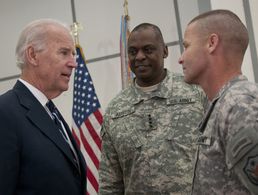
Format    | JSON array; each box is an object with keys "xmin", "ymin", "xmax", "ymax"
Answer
[
  {"xmin": 213, "ymin": 75, "xmax": 248, "ymax": 103},
  {"xmin": 198, "ymin": 75, "xmax": 248, "ymax": 133},
  {"xmin": 130, "ymin": 70, "xmax": 172, "ymax": 105}
]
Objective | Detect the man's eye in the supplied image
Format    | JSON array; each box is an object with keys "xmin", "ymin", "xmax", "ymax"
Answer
[
  {"xmin": 144, "ymin": 47, "xmax": 154, "ymax": 54},
  {"xmin": 61, "ymin": 51, "xmax": 68, "ymax": 55},
  {"xmin": 128, "ymin": 49, "xmax": 137, "ymax": 55}
]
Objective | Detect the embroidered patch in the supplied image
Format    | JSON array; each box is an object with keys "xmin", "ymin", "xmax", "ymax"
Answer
[
  {"xmin": 169, "ymin": 98, "xmax": 195, "ymax": 104},
  {"xmin": 244, "ymin": 155, "xmax": 258, "ymax": 185}
]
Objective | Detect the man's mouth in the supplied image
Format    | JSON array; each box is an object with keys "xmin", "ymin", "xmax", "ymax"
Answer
[
  {"xmin": 135, "ymin": 65, "xmax": 150, "ymax": 71},
  {"xmin": 61, "ymin": 73, "xmax": 71, "ymax": 80}
]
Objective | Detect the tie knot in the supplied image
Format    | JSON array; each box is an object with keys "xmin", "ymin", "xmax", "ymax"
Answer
[{"xmin": 46, "ymin": 100, "xmax": 56, "ymax": 113}]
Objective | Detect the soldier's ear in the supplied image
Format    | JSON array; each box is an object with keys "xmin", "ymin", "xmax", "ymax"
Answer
[
  {"xmin": 207, "ymin": 33, "xmax": 219, "ymax": 54},
  {"xmin": 163, "ymin": 45, "xmax": 168, "ymax": 58}
]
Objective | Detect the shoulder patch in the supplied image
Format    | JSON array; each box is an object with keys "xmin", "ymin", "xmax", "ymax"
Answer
[
  {"xmin": 244, "ymin": 155, "xmax": 258, "ymax": 185},
  {"xmin": 226, "ymin": 127, "xmax": 258, "ymax": 169}
]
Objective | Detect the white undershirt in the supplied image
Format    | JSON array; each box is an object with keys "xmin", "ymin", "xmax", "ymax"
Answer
[{"xmin": 135, "ymin": 80, "xmax": 159, "ymax": 93}]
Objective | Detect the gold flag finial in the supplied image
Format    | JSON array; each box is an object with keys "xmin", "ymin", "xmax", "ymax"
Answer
[
  {"xmin": 123, "ymin": 0, "xmax": 130, "ymax": 20},
  {"xmin": 123, "ymin": 0, "xmax": 129, "ymax": 16},
  {"xmin": 71, "ymin": 22, "xmax": 83, "ymax": 45}
]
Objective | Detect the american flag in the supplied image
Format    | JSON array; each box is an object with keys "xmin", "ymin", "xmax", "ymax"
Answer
[{"xmin": 72, "ymin": 45, "xmax": 103, "ymax": 195}]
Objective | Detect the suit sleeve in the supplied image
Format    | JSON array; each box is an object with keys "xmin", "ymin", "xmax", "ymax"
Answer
[{"xmin": 0, "ymin": 109, "xmax": 20, "ymax": 195}]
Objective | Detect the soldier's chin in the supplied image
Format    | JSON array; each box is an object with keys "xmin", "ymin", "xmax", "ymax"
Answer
[{"xmin": 184, "ymin": 76, "xmax": 195, "ymax": 84}]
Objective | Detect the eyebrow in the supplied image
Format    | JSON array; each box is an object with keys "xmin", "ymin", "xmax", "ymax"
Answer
[
  {"xmin": 59, "ymin": 47, "xmax": 71, "ymax": 51},
  {"xmin": 59, "ymin": 47, "xmax": 75, "ymax": 52},
  {"xmin": 128, "ymin": 43, "xmax": 156, "ymax": 48}
]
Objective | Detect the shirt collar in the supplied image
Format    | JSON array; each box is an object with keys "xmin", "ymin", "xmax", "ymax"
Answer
[
  {"xmin": 130, "ymin": 69, "xmax": 171, "ymax": 104},
  {"xmin": 18, "ymin": 78, "xmax": 49, "ymax": 107}
]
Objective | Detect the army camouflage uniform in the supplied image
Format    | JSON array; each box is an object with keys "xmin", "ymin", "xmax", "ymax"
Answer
[
  {"xmin": 192, "ymin": 75, "xmax": 258, "ymax": 195},
  {"xmin": 99, "ymin": 70, "xmax": 205, "ymax": 195}
]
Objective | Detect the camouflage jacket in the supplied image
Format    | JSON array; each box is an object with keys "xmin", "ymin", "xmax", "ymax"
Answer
[
  {"xmin": 99, "ymin": 70, "xmax": 205, "ymax": 195},
  {"xmin": 192, "ymin": 75, "xmax": 258, "ymax": 195}
]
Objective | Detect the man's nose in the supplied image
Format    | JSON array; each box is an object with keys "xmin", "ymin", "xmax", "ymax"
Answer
[
  {"xmin": 135, "ymin": 50, "xmax": 146, "ymax": 60},
  {"xmin": 69, "ymin": 57, "xmax": 77, "ymax": 68},
  {"xmin": 178, "ymin": 56, "xmax": 183, "ymax": 65}
]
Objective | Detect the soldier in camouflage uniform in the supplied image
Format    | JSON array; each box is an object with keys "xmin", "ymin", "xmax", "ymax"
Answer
[
  {"xmin": 99, "ymin": 23, "xmax": 205, "ymax": 194},
  {"xmin": 179, "ymin": 9, "xmax": 258, "ymax": 194}
]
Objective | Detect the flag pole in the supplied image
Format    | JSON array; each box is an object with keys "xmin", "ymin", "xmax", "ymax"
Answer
[
  {"xmin": 71, "ymin": 0, "xmax": 77, "ymax": 23},
  {"xmin": 120, "ymin": 0, "xmax": 132, "ymax": 89},
  {"xmin": 69, "ymin": 2, "xmax": 103, "ymax": 195},
  {"xmin": 70, "ymin": 0, "xmax": 82, "ymax": 45}
]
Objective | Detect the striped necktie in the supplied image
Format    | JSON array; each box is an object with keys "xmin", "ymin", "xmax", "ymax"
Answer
[
  {"xmin": 46, "ymin": 100, "xmax": 80, "ymax": 171},
  {"xmin": 46, "ymin": 100, "xmax": 68, "ymax": 140}
]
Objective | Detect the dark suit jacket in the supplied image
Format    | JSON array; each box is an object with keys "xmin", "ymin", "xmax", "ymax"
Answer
[{"xmin": 0, "ymin": 81, "xmax": 86, "ymax": 195}]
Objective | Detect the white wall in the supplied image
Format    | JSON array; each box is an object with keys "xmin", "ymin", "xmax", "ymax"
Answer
[
  {"xmin": 0, "ymin": 0, "xmax": 257, "ymax": 126},
  {"xmin": 0, "ymin": 0, "xmax": 183, "ymax": 125},
  {"xmin": 250, "ymin": 0, "xmax": 258, "ymax": 52},
  {"xmin": 249, "ymin": 0, "xmax": 258, "ymax": 79}
]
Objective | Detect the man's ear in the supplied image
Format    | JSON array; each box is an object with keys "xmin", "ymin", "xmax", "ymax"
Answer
[
  {"xmin": 208, "ymin": 33, "xmax": 219, "ymax": 53},
  {"xmin": 25, "ymin": 46, "xmax": 38, "ymax": 66},
  {"xmin": 163, "ymin": 45, "xmax": 168, "ymax": 58}
]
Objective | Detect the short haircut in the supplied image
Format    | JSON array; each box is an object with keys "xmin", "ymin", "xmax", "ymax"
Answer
[
  {"xmin": 189, "ymin": 9, "xmax": 249, "ymax": 55},
  {"xmin": 129, "ymin": 23, "xmax": 166, "ymax": 46}
]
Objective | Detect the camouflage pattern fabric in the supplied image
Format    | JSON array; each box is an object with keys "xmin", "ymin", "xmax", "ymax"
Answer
[
  {"xmin": 99, "ymin": 70, "xmax": 205, "ymax": 195},
  {"xmin": 192, "ymin": 75, "xmax": 258, "ymax": 195}
]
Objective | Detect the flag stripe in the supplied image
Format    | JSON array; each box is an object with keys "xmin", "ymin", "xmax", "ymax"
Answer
[
  {"xmin": 84, "ymin": 114, "xmax": 102, "ymax": 149},
  {"xmin": 72, "ymin": 45, "xmax": 102, "ymax": 195},
  {"xmin": 72, "ymin": 116, "xmax": 100, "ymax": 194},
  {"xmin": 87, "ymin": 178, "xmax": 97, "ymax": 195},
  {"xmin": 79, "ymin": 125, "xmax": 100, "ymax": 169},
  {"xmin": 72, "ymin": 120, "xmax": 99, "ymax": 173},
  {"xmin": 87, "ymin": 166, "xmax": 99, "ymax": 192},
  {"xmin": 80, "ymin": 121, "xmax": 101, "ymax": 161},
  {"xmin": 93, "ymin": 109, "xmax": 103, "ymax": 127},
  {"xmin": 74, "ymin": 122, "xmax": 99, "ymax": 184}
]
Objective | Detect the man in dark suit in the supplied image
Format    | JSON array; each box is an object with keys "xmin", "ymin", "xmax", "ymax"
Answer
[{"xmin": 0, "ymin": 19, "xmax": 86, "ymax": 195}]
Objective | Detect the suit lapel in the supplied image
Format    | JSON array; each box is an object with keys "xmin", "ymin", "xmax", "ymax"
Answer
[{"xmin": 14, "ymin": 81, "xmax": 80, "ymax": 171}]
